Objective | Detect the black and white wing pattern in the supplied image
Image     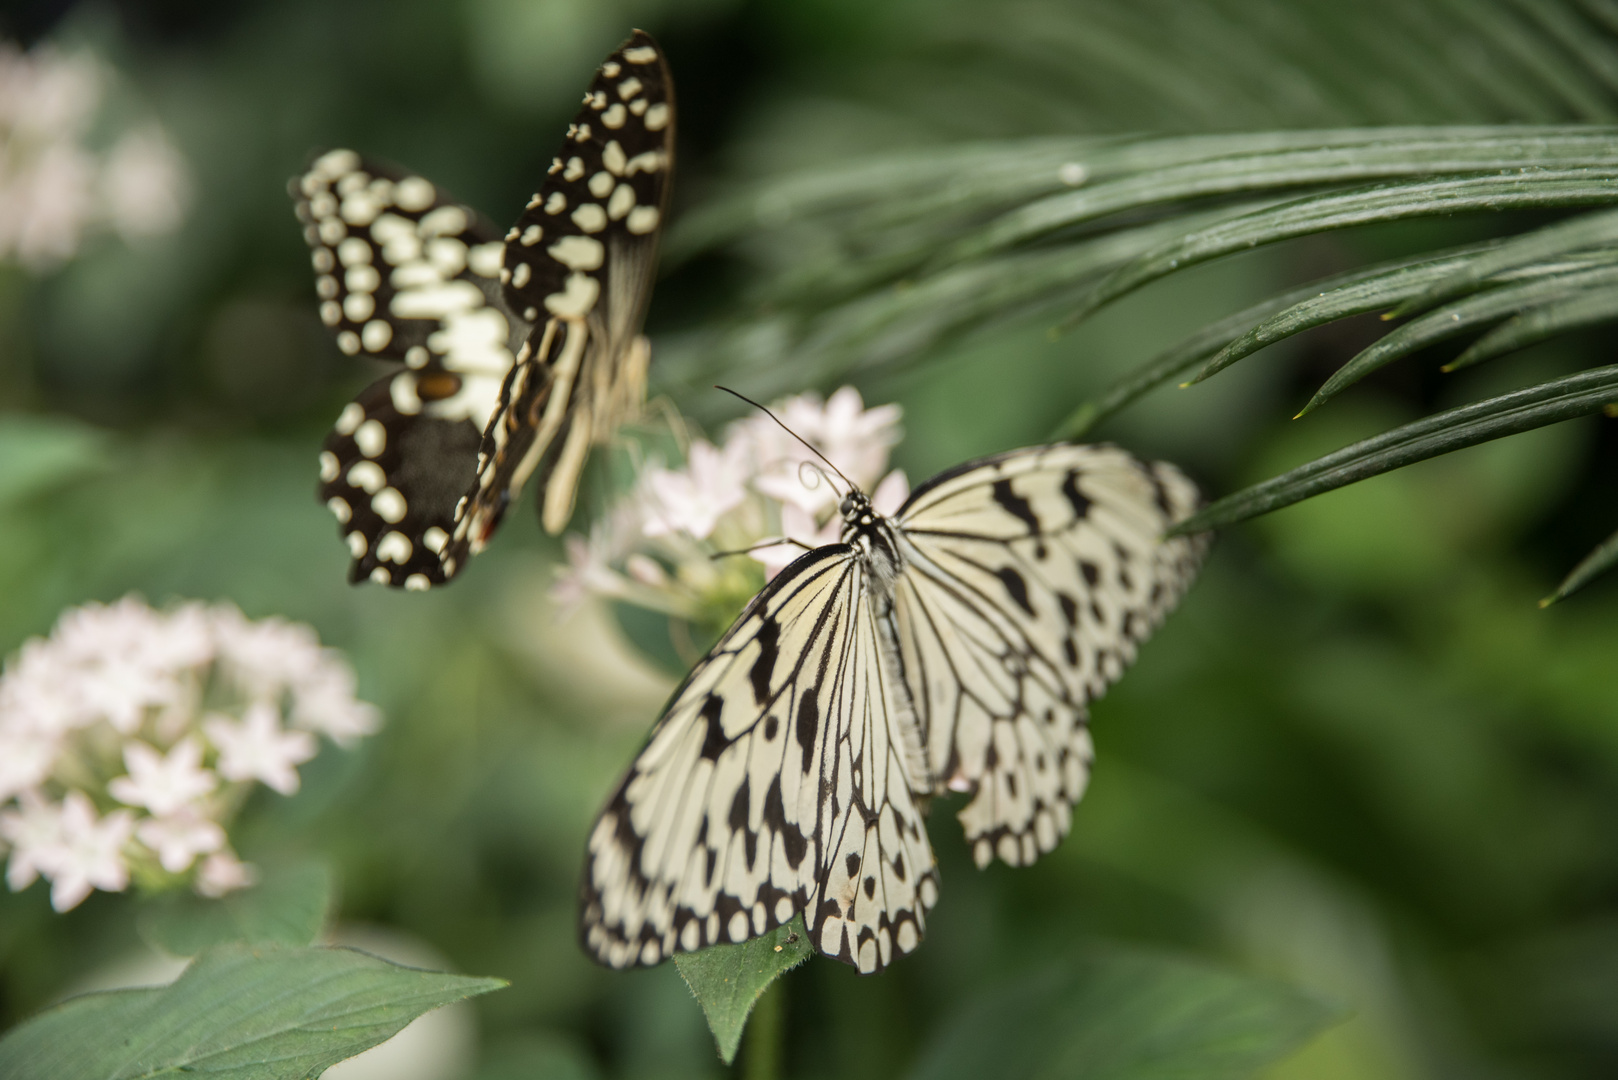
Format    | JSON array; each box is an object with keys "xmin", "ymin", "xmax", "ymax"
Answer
[
  {"xmin": 297, "ymin": 30, "xmax": 673, "ymax": 588},
  {"xmin": 581, "ymin": 441, "xmax": 1205, "ymax": 975},
  {"xmin": 891, "ymin": 444, "xmax": 1206, "ymax": 870},
  {"xmin": 459, "ymin": 29, "xmax": 674, "ymax": 549},
  {"xmin": 582, "ymin": 546, "xmax": 938, "ymax": 975},
  {"xmin": 295, "ymin": 150, "xmax": 530, "ymax": 590}
]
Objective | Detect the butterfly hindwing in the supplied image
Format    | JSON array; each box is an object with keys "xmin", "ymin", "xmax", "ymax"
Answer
[
  {"xmin": 893, "ymin": 444, "xmax": 1208, "ymax": 868},
  {"xmin": 296, "ymin": 149, "xmax": 531, "ymax": 587},
  {"xmin": 581, "ymin": 546, "xmax": 937, "ymax": 974}
]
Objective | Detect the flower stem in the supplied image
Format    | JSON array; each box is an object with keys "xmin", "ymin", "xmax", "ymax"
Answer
[{"xmin": 743, "ymin": 977, "xmax": 785, "ymax": 1080}]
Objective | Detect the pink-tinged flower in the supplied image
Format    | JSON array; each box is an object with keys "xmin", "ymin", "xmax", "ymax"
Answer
[
  {"xmin": 209, "ymin": 605, "xmax": 324, "ymax": 702},
  {"xmin": 642, "ymin": 438, "xmax": 753, "ymax": 540},
  {"xmin": 0, "ymin": 725, "xmax": 56, "ymax": 803},
  {"xmin": 205, "ymin": 702, "xmax": 316, "ymax": 795},
  {"xmin": 750, "ymin": 388, "xmax": 901, "ymax": 513},
  {"xmin": 751, "ymin": 469, "xmax": 911, "ymax": 580},
  {"xmin": 0, "ymin": 790, "xmax": 64, "ymax": 891},
  {"xmin": 136, "ymin": 809, "xmax": 224, "ymax": 874},
  {"xmin": 289, "ymin": 665, "xmax": 381, "ymax": 748},
  {"xmin": 107, "ymin": 738, "xmax": 216, "ymax": 816},
  {"xmin": 102, "ymin": 126, "xmax": 189, "ymax": 241},
  {"xmin": 195, "ymin": 850, "xmax": 257, "ymax": 898},
  {"xmin": 46, "ymin": 792, "xmax": 133, "ymax": 911}
]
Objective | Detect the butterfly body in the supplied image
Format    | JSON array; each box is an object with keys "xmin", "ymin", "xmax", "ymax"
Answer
[
  {"xmin": 582, "ymin": 442, "xmax": 1208, "ymax": 973},
  {"xmin": 297, "ymin": 31, "xmax": 673, "ymax": 588}
]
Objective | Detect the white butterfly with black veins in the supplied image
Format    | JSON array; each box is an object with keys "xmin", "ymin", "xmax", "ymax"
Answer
[
  {"xmin": 293, "ymin": 30, "xmax": 674, "ymax": 590},
  {"xmin": 581, "ymin": 440, "xmax": 1209, "ymax": 974}
]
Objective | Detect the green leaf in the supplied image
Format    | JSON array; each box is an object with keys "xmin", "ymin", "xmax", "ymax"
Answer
[
  {"xmin": 1298, "ymin": 262, "xmax": 1618, "ymax": 414},
  {"xmin": 673, "ymin": 914, "xmax": 811, "ymax": 1064},
  {"xmin": 1065, "ymin": 169, "xmax": 1618, "ymax": 328},
  {"xmin": 1446, "ymin": 282, "xmax": 1618, "ymax": 370},
  {"xmin": 0, "ymin": 942, "xmax": 505, "ymax": 1079},
  {"xmin": 1542, "ymin": 524, "xmax": 1618, "ymax": 605},
  {"xmin": 905, "ymin": 946, "xmax": 1343, "ymax": 1080},
  {"xmin": 139, "ymin": 859, "xmax": 336, "ymax": 955},
  {"xmin": 1391, "ymin": 204, "xmax": 1618, "ymax": 316},
  {"xmin": 1172, "ymin": 365, "xmax": 1618, "ymax": 534}
]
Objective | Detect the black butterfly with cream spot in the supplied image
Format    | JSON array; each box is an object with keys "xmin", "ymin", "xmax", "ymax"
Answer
[{"xmin": 294, "ymin": 30, "xmax": 674, "ymax": 590}]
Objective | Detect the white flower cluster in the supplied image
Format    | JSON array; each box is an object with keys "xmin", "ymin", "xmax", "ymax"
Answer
[
  {"xmin": 554, "ymin": 387, "xmax": 909, "ymax": 624},
  {"xmin": 0, "ymin": 40, "xmax": 190, "ymax": 270},
  {"xmin": 0, "ymin": 597, "xmax": 380, "ymax": 912}
]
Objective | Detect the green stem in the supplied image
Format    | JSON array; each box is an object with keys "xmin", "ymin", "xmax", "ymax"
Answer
[{"xmin": 742, "ymin": 977, "xmax": 784, "ymax": 1080}]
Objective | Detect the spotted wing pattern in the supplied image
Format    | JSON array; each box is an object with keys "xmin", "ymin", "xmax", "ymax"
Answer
[
  {"xmin": 581, "ymin": 546, "xmax": 938, "ymax": 975},
  {"xmin": 891, "ymin": 444, "xmax": 1207, "ymax": 869},
  {"xmin": 298, "ymin": 30, "xmax": 673, "ymax": 588},
  {"xmin": 460, "ymin": 29, "xmax": 674, "ymax": 552},
  {"xmin": 295, "ymin": 149, "xmax": 529, "ymax": 589}
]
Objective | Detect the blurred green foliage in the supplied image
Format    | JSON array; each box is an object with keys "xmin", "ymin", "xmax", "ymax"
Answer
[{"xmin": 3, "ymin": 0, "xmax": 1618, "ymax": 1078}]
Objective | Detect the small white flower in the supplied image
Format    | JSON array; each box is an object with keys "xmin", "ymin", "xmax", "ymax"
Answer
[
  {"xmin": 205, "ymin": 702, "xmax": 316, "ymax": 795},
  {"xmin": 0, "ymin": 723, "xmax": 56, "ymax": 803},
  {"xmin": 642, "ymin": 438, "xmax": 753, "ymax": 540},
  {"xmin": 46, "ymin": 792, "xmax": 133, "ymax": 912},
  {"xmin": 210, "ymin": 605, "xmax": 324, "ymax": 702},
  {"xmin": 0, "ymin": 790, "xmax": 64, "ymax": 891},
  {"xmin": 289, "ymin": 665, "xmax": 381, "ymax": 747},
  {"xmin": 749, "ymin": 388, "xmax": 901, "ymax": 513},
  {"xmin": 107, "ymin": 737, "xmax": 216, "ymax": 817},
  {"xmin": 194, "ymin": 850, "xmax": 257, "ymax": 898},
  {"xmin": 136, "ymin": 809, "xmax": 224, "ymax": 874},
  {"xmin": 102, "ymin": 126, "xmax": 189, "ymax": 241}
]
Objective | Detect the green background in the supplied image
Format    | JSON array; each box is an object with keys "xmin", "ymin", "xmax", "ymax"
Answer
[{"xmin": 2, "ymin": 0, "xmax": 1618, "ymax": 1077}]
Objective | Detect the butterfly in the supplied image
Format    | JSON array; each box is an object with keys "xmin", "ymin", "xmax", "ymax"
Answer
[
  {"xmin": 580, "ymin": 438, "xmax": 1208, "ymax": 973},
  {"xmin": 292, "ymin": 30, "xmax": 674, "ymax": 590}
]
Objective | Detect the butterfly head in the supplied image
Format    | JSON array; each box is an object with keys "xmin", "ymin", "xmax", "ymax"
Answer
[{"xmin": 839, "ymin": 490, "xmax": 874, "ymax": 527}]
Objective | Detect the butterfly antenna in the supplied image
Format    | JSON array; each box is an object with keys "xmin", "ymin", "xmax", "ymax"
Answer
[{"xmin": 714, "ymin": 386, "xmax": 857, "ymax": 494}]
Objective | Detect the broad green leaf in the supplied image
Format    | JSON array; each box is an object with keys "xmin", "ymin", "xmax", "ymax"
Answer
[
  {"xmin": 0, "ymin": 942, "xmax": 505, "ymax": 1080},
  {"xmin": 1542, "ymin": 524, "xmax": 1618, "ymax": 605},
  {"xmin": 1172, "ymin": 365, "xmax": 1618, "ymax": 533},
  {"xmin": 906, "ymin": 947, "xmax": 1342, "ymax": 1080},
  {"xmin": 1392, "ymin": 204, "xmax": 1618, "ymax": 316},
  {"xmin": 1298, "ymin": 263, "xmax": 1618, "ymax": 414},
  {"xmin": 1065, "ymin": 169, "xmax": 1618, "ymax": 327},
  {"xmin": 0, "ymin": 415, "xmax": 109, "ymax": 508},
  {"xmin": 139, "ymin": 859, "xmax": 335, "ymax": 955},
  {"xmin": 674, "ymin": 914, "xmax": 811, "ymax": 1064},
  {"xmin": 1447, "ymin": 283, "xmax": 1618, "ymax": 370}
]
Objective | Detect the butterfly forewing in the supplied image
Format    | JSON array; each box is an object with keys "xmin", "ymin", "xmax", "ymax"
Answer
[
  {"xmin": 893, "ymin": 444, "xmax": 1208, "ymax": 869},
  {"xmin": 581, "ymin": 546, "xmax": 937, "ymax": 974},
  {"xmin": 297, "ymin": 150, "xmax": 531, "ymax": 588},
  {"xmin": 466, "ymin": 30, "xmax": 674, "ymax": 545}
]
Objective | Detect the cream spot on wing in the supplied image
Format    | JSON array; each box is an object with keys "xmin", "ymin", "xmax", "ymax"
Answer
[
  {"xmin": 469, "ymin": 241, "xmax": 504, "ymax": 277},
  {"xmin": 418, "ymin": 205, "xmax": 467, "ymax": 236},
  {"xmin": 602, "ymin": 60, "xmax": 621, "ymax": 77},
  {"xmin": 645, "ymin": 102, "xmax": 669, "ymax": 130},
  {"xmin": 422, "ymin": 526, "xmax": 448, "ymax": 553},
  {"xmin": 405, "ymin": 346, "xmax": 428, "ymax": 369},
  {"xmin": 319, "ymin": 301, "xmax": 342, "ymax": 326},
  {"xmin": 571, "ymin": 203, "xmax": 607, "ymax": 233},
  {"xmin": 335, "ymin": 402, "xmax": 365, "ymax": 435},
  {"xmin": 727, "ymin": 911, "xmax": 749, "ymax": 942},
  {"xmin": 588, "ymin": 171, "xmax": 615, "ymax": 198},
  {"xmin": 623, "ymin": 45, "xmax": 658, "ymax": 63},
  {"xmin": 394, "ymin": 176, "xmax": 435, "ymax": 210},
  {"xmin": 404, "ymin": 573, "xmax": 430, "ymax": 591},
  {"xmin": 520, "ymin": 224, "xmax": 543, "ymax": 246},
  {"xmin": 327, "ymin": 496, "xmax": 351, "ymax": 523},
  {"xmin": 337, "ymin": 330, "xmax": 360, "ymax": 354},
  {"xmin": 390, "ymin": 372, "xmax": 422, "ymax": 415},
  {"xmin": 545, "ymin": 191, "xmax": 567, "ymax": 215},
  {"xmin": 340, "ymin": 191, "xmax": 382, "ymax": 226},
  {"xmin": 314, "ymin": 148, "xmax": 361, "ymax": 177},
  {"xmin": 626, "ymin": 205, "xmax": 660, "ymax": 235},
  {"xmin": 607, "ymin": 184, "xmax": 635, "ymax": 220},
  {"xmin": 511, "ymin": 262, "xmax": 531, "ymax": 287},
  {"xmin": 337, "ymin": 237, "xmax": 371, "ymax": 265},
  {"xmin": 316, "ymin": 274, "xmax": 338, "ymax": 299},
  {"xmin": 343, "ymin": 292, "xmax": 374, "ymax": 322},
  {"xmin": 624, "ymin": 150, "xmax": 664, "ymax": 175},
  {"xmin": 345, "ymin": 264, "xmax": 379, "ymax": 293},
  {"xmin": 376, "ymin": 531, "xmax": 412, "ymax": 563},
  {"xmin": 318, "ymin": 450, "xmax": 340, "ymax": 482},
  {"xmin": 601, "ymin": 103, "xmax": 626, "ymax": 128},
  {"xmin": 312, "ymin": 248, "xmax": 335, "ymax": 272},
  {"xmin": 544, "ymin": 272, "xmax": 600, "ymax": 318},
  {"xmin": 337, "ymin": 171, "xmax": 369, "ymax": 196},
  {"xmin": 362, "ymin": 319, "xmax": 392, "ymax": 352},
  {"xmin": 629, "ymin": 98, "xmax": 648, "ymax": 116},
  {"xmin": 426, "ymin": 236, "xmax": 467, "ymax": 276},
  {"xmin": 618, "ymin": 76, "xmax": 642, "ymax": 99},
  {"xmin": 563, "ymin": 156, "xmax": 585, "ymax": 181},
  {"xmin": 347, "ymin": 460, "xmax": 385, "ymax": 492},
  {"xmin": 372, "ymin": 486, "xmax": 407, "ymax": 523},
  {"xmin": 602, "ymin": 140, "xmax": 627, "ymax": 175},
  {"xmin": 354, "ymin": 419, "xmax": 386, "ymax": 458},
  {"xmin": 370, "ymin": 566, "xmax": 391, "ymax": 584},
  {"xmin": 547, "ymin": 234, "xmax": 604, "ymax": 271},
  {"xmin": 346, "ymin": 531, "xmax": 367, "ymax": 557}
]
